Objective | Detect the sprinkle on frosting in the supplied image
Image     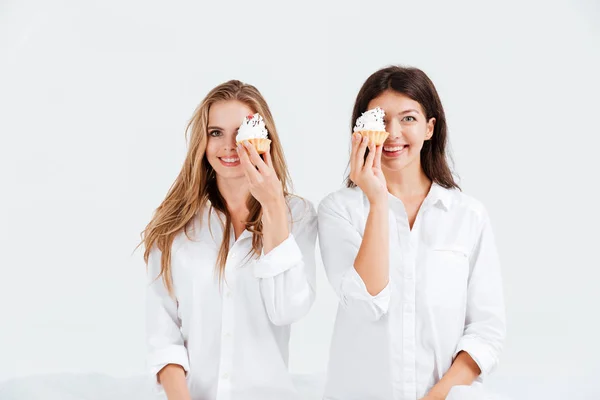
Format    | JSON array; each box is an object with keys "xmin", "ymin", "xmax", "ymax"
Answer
[
  {"xmin": 236, "ymin": 113, "xmax": 269, "ymax": 141},
  {"xmin": 353, "ymin": 107, "xmax": 386, "ymax": 132}
]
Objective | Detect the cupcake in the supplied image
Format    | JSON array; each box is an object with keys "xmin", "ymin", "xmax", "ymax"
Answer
[
  {"xmin": 236, "ymin": 113, "xmax": 271, "ymax": 154},
  {"xmin": 353, "ymin": 107, "xmax": 389, "ymax": 145}
]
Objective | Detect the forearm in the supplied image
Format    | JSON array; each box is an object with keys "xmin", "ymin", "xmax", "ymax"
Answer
[
  {"xmin": 427, "ymin": 351, "xmax": 481, "ymax": 399},
  {"xmin": 354, "ymin": 200, "xmax": 389, "ymax": 295},
  {"xmin": 158, "ymin": 364, "xmax": 192, "ymax": 400},
  {"xmin": 261, "ymin": 197, "xmax": 289, "ymax": 254}
]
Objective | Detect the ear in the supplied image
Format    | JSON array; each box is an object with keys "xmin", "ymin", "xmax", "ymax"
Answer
[{"xmin": 425, "ymin": 117, "xmax": 436, "ymax": 140}]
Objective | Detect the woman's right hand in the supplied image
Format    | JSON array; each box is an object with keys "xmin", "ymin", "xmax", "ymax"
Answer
[{"xmin": 350, "ymin": 133, "xmax": 388, "ymax": 205}]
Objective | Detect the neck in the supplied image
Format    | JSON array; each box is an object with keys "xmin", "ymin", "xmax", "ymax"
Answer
[
  {"xmin": 216, "ymin": 175, "xmax": 250, "ymax": 214},
  {"xmin": 383, "ymin": 160, "xmax": 432, "ymax": 199}
]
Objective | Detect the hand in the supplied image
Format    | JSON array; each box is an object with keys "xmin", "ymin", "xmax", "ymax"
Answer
[
  {"xmin": 237, "ymin": 141, "xmax": 285, "ymax": 208},
  {"xmin": 349, "ymin": 133, "xmax": 387, "ymax": 205}
]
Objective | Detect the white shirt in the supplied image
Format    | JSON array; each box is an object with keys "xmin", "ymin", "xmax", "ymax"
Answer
[
  {"xmin": 146, "ymin": 196, "xmax": 317, "ymax": 400},
  {"xmin": 318, "ymin": 183, "xmax": 506, "ymax": 400}
]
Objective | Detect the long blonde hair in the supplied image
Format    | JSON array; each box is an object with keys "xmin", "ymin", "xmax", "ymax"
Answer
[{"xmin": 140, "ymin": 80, "xmax": 291, "ymax": 295}]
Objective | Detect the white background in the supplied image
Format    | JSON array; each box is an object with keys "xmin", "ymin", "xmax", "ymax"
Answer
[{"xmin": 1, "ymin": 0, "xmax": 599, "ymax": 392}]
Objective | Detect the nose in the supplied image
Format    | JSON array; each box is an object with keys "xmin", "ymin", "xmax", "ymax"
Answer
[
  {"xmin": 224, "ymin": 136, "xmax": 237, "ymax": 152},
  {"xmin": 386, "ymin": 119, "xmax": 402, "ymax": 139}
]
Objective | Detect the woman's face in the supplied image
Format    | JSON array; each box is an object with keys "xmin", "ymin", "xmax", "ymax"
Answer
[
  {"xmin": 367, "ymin": 90, "xmax": 435, "ymax": 173},
  {"xmin": 205, "ymin": 100, "xmax": 253, "ymax": 180}
]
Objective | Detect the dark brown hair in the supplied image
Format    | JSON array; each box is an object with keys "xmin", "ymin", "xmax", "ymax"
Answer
[{"xmin": 346, "ymin": 66, "xmax": 460, "ymax": 190}]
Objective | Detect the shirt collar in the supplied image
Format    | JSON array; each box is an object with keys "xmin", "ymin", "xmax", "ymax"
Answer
[
  {"xmin": 427, "ymin": 181, "xmax": 453, "ymax": 211},
  {"xmin": 384, "ymin": 181, "xmax": 453, "ymax": 213}
]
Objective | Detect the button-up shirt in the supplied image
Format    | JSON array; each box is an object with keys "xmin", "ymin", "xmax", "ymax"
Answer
[
  {"xmin": 318, "ymin": 183, "xmax": 506, "ymax": 400},
  {"xmin": 146, "ymin": 196, "xmax": 317, "ymax": 400}
]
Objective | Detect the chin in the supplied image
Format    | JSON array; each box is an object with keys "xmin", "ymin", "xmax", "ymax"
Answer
[
  {"xmin": 214, "ymin": 169, "xmax": 244, "ymax": 180},
  {"xmin": 382, "ymin": 159, "xmax": 408, "ymax": 172}
]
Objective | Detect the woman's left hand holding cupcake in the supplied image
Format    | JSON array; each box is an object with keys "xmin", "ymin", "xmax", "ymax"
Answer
[
  {"xmin": 238, "ymin": 140, "xmax": 288, "ymax": 253},
  {"xmin": 237, "ymin": 141, "xmax": 284, "ymax": 207}
]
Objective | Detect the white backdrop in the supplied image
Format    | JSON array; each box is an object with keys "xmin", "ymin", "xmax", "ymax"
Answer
[{"xmin": 1, "ymin": 0, "xmax": 599, "ymax": 392}]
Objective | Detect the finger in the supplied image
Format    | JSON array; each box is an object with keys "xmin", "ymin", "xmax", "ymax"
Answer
[
  {"xmin": 237, "ymin": 143, "xmax": 261, "ymax": 181},
  {"xmin": 374, "ymin": 144, "xmax": 383, "ymax": 170},
  {"xmin": 264, "ymin": 145, "xmax": 274, "ymax": 169},
  {"xmin": 349, "ymin": 134, "xmax": 359, "ymax": 177},
  {"xmin": 349, "ymin": 133, "xmax": 361, "ymax": 173},
  {"xmin": 354, "ymin": 135, "xmax": 369, "ymax": 171},
  {"xmin": 364, "ymin": 141, "xmax": 376, "ymax": 170},
  {"xmin": 243, "ymin": 141, "xmax": 269, "ymax": 174},
  {"xmin": 237, "ymin": 142, "xmax": 252, "ymax": 175},
  {"xmin": 350, "ymin": 132, "xmax": 361, "ymax": 160}
]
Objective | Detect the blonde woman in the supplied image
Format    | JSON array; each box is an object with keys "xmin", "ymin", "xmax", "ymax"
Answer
[
  {"xmin": 141, "ymin": 80, "xmax": 317, "ymax": 400},
  {"xmin": 318, "ymin": 66, "xmax": 506, "ymax": 400}
]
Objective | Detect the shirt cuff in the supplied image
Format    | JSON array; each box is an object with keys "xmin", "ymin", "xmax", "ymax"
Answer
[
  {"xmin": 253, "ymin": 234, "xmax": 303, "ymax": 279},
  {"xmin": 148, "ymin": 345, "xmax": 190, "ymax": 394},
  {"xmin": 453, "ymin": 335, "xmax": 497, "ymax": 378},
  {"xmin": 340, "ymin": 267, "xmax": 391, "ymax": 318}
]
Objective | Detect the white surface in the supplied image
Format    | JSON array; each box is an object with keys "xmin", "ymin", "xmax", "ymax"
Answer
[
  {"xmin": 1, "ymin": 0, "xmax": 599, "ymax": 390},
  {"xmin": 0, "ymin": 373, "xmax": 598, "ymax": 400},
  {"xmin": 0, "ymin": 374, "xmax": 324, "ymax": 400}
]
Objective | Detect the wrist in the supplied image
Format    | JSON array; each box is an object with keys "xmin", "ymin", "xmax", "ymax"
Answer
[
  {"xmin": 368, "ymin": 194, "xmax": 388, "ymax": 209},
  {"xmin": 427, "ymin": 388, "xmax": 446, "ymax": 400},
  {"xmin": 261, "ymin": 196, "xmax": 288, "ymax": 228},
  {"xmin": 261, "ymin": 194, "xmax": 286, "ymax": 215},
  {"xmin": 261, "ymin": 196, "xmax": 289, "ymax": 254}
]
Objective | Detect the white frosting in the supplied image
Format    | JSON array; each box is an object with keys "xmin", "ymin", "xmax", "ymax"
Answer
[
  {"xmin": 353, "ymin": 107, "xmax": 386, "ymax": 132},
  {"xmin": 236, "ymin": 113, "xmax": 269, "ymax": 141}
]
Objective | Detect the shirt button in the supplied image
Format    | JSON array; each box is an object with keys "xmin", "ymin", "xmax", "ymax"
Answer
[
  {"xmin": 225, "ymin": 290, "xmax": 232, "ymax": 298},
  {"xmin": 223, "ymin": 332, "xmax": 231, "ymax": 338},
  {"xmin": 222, "ymin": 372, "xmax": 230, "ymax": 379}
]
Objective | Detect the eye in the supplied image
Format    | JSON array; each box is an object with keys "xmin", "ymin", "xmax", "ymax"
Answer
[
  {"xmin": 208, "ymin": 130, "xmax": 222, "ymax": 137},
  {"xmin": 403, "ymin": 116, "xmax": 416, "ymax": 122}
]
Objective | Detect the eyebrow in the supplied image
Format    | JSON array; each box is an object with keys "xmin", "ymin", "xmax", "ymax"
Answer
[
  {"xmin": 398, "ymin": 109, "xmax": 421, "ymax": 115},
  {"xmin": 207, "ymin": 126, "xmax": 223, "ymax": 131}
]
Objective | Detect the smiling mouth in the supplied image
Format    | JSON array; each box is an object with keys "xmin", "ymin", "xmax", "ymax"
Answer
[
  {"xmin": 218, "ymin": 156, "xmax": 240, "ymax": 167},
  {"xmin": 382, "ymin": 144, "xmax": 408, "ymax": 156}
]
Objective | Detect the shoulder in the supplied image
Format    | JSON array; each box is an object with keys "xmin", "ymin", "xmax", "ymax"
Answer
[
  {"xmin": 286, "ymin": 194, "xmax": 317, "ymax": 222},
  {"xmin": 446, "ymin": 188, "xmax": 491, "ymax": 229},
  {"xmin": 318, "ymin": 186, "xmax": 365, "ymax": 215},
  {"xmin": 450, "ymin": 190, "xmax": 488, "ymax": 216}
]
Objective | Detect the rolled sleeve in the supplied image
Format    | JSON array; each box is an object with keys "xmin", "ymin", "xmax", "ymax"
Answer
[
  {"xmin": 148, "ymin": 345, "xmax": 190, "ymax": 378},
  {"xmin": 453, "ymin": 335, "xmax": 498, "ymax": 378},
  {"xmin": 255, "ymin": 197, "xmax": 317, "ymax": 326},
  {"xmin": 148, "ymin": 345, "xmax": 190, "ymax": 394},
  {"xmin": 455, "ymin": 208, "xmax": 506, "ymax": 378},
  {"xmin": 318, "ymin": 193, "xmax": 391, "ymax": 322},
  {"xmin": 340, "ymin": 267, "xmax": 391, "ymax": 320},
  {"xmin": 146, "ymin": 247, "xmax": 190, "ymax": 393},
  {"xmin": 253, "ymin": 233, "xmax": 303, "ymax": 279}
]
